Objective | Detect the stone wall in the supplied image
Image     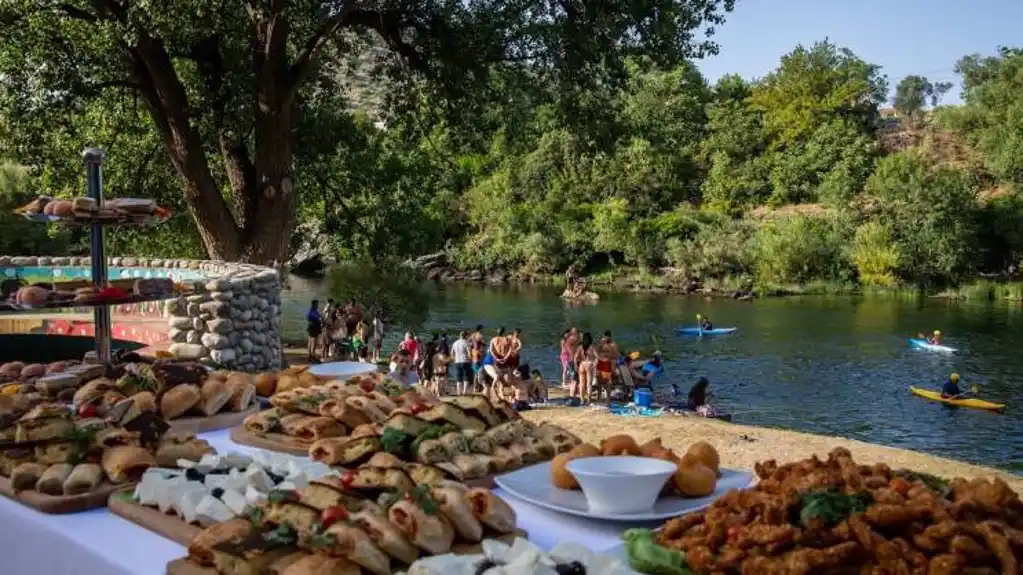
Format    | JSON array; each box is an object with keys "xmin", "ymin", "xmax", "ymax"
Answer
[{"xmin": 0, "ymin": 256, "xmax": 282, "ymax": 372}]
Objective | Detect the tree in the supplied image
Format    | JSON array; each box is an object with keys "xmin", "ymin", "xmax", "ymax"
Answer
[
  {"xmin": 0, "ymin": 0, "xmax": 734, "ymax": 264},
  {"xmin": 327, "ymin": 260, "xmax": 431, "ymax": 329},
  {"xmin": 892, "ymin": 75, "xmax": 951, "ymax": 118}
]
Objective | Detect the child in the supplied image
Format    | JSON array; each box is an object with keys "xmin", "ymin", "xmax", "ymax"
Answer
[
  {"xmin": 432, "ymin": 350, "xmax": 451, "ymax": 396},
  {"xmin": 529, "ymin": 369, "xmax": 548, "ymax": 403}
]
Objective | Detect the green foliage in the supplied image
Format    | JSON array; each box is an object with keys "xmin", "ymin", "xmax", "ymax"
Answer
[
  {"xmin": 0, "ymin": 163, "xmax": 75, "ymax": 256},
  {"xmin": 327, "ymin": 261, "xmax": 430, "ymax": 329},
  {"xmin": 752, "ymin": 214, "xmax": 851, "ymax": 286},
  {"xmin": 862, "ymin": 152, "xmax": 979, "ymax": 286},
  {"xmin": 893, "ymin": 75, "xmax": 952, "ymax": 118},
  {"xmin": 851, "ymin": 222, "xmax": 900, "ymax": 287}
]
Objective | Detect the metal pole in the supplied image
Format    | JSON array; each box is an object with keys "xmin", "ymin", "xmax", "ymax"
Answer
[{"xmin": 82, "ymin": 148, "xmax": 110, "ymax": 364}]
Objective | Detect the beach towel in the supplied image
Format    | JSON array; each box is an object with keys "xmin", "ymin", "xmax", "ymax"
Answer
[{"xmin": 607, "ymin": 404, "xmax": 664, "ymax": 418}]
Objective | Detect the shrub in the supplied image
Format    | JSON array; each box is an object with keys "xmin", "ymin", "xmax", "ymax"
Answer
[
  {"xmin": 851, "ymin": 222, "xmax": 900, "ymax": 287},
  {"xmin": 751, "ymin": 214, "xmax": 851, "ymax": 285}
]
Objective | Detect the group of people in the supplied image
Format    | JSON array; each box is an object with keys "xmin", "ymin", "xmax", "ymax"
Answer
[
  {"xmin": 558, "ymin": 328, "xmax": 664, "ymax": 404},
  {"xmin": 305, "ymin": 299, "xmax": 384, "ymax": 363},
  {"xmin": 386, "ymin": 327, "xmax": 547, "ymax": 406}
]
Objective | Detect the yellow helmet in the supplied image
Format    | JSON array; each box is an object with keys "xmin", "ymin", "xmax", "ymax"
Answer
[
  {"xmin": 629, "ymin": 351, "xmax": 641, "ymax": 360},
  {"xmin": 951, "ymin": 373, "xmax": 960, "ymax": 382},
  {"xmin": 934, "ymin": 330, "xmax": 941, "ymax": 336},
  {"xmin": 696, "ymin": 313, "xmax": 702, "ymax": 319}
]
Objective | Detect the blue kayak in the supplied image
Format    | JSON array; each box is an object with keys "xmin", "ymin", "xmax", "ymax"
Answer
[
  {"xmin": 909, "ymin": 338, "xmax": 956, "ymax": 353},
  {"xmin": 677, "ymin": 327, "xmax": 737, "ymax": 336}
]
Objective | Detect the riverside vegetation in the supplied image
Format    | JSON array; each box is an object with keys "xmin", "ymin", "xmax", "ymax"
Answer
[{"xmin": 1, "ymin": 4, "xmax": 1023, "ymax": 301}]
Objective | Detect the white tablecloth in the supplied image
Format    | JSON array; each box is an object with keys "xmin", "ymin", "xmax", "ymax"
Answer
[{"xmin": 0, "ymin": 429, "xmax": 647, "ymax": 574}]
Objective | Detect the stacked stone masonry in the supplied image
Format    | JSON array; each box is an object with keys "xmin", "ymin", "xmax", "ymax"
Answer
[{"xmin": 0, "ymin": 256, "xmax": 282, "ymax": 372}]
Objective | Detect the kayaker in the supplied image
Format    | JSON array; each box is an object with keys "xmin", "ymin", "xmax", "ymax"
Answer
[
  {"xmin": 941, "ymin": 373, "xmax": 965, "ymax": 399},
  {"xmin": 929, "ymin": 330, "xmax": 943, "ymax": 345},
  {"xmin": 696, "ymin": 314, "xmax": 713, "ymax": 331}
]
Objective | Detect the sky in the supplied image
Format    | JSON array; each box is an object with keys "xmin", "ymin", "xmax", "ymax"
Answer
[{"xmin": 696, "ymin": 0, "xmax": 1023, "ymax": 105}]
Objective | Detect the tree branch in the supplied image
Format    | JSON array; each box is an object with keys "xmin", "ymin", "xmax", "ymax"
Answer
[{"xmin": 284, "ymin": 4, "xmax": 357, "ymax": 102}]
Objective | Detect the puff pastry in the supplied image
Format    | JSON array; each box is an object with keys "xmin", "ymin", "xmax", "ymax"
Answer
[
  {"xmin": 160, "ymin": 384, "xmax": 201, "ymax": 420},
  {"xmin": 101, "ymin": 445, "xmax": 156, "ymax": 483}
]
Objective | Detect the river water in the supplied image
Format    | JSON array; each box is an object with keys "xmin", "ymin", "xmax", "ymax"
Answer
[{"xmin": 282, "ymin": 276, "xmax": 1023, "ymax": 474}]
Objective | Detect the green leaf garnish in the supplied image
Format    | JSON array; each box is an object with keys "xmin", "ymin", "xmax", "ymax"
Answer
[
  {"xmin": 895, "ymin": 470, "xmax": 950, "ymax": 495},
  {"xmin": 245, "ymin": 505, "xmax": 264, "ymax": 525},
  {"xmin": 622, "ymin": 529, "xmax": 695, "ymax": 575},
  {"xmin": 407, "ymin": 484, "xmax": 440, "ymax": 515},
  {"xmin": 262, "ymin": 523, "xmax": 297, "ymax": 546},
  {"xmin": 267, "ymin": 489, "xmax": 300, "ymax": 504},
  {"xmin": 380, "ymin": 427, "xmax": 412, "ymax": 454},
  {"xmin": 797, "ymin": 489, "xmax": 872, "ymax": 528}
]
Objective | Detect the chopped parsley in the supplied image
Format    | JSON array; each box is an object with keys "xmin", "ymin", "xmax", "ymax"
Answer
[
  {"xmin": 411, "ymin": 423, "xmax": 460, "ymax": 454},
  {"xmin": 797, "ymin": 489, "xmax": 873, "ymax": 528},
  {"xmin": 262, "ymin": 523, "xmax": 297, "ymax": 546},
  {"xmin": 895, "ymin": 470, "xmax": 950, "ymax": 495},
  {"xmin": 380, "ymin": 427, "xmax": 412, "ymax": 455}
]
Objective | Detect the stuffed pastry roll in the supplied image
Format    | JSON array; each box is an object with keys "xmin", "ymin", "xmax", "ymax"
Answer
[
  {"xmin": 155, "ymin": 438, "xmax": 214, "ymax": 467},
  {"xmin": 349, "ymin": 423, "xmax": 380, "ymax": 440},
  {"xmin": 225, "ymin": 381, "xmax": 256, "ymax": 412},
  {"xmin": 264, "ymin": 500, "xmax": 320, "ymax": 538},
  {"xmin": 364, "ymin": 452, "xmax": 404, "ymax": 469},
  {"xmin": 345, "ymin": 396, "xmax": 388, "ymax": 423},
  {"xmin": 63, "ymin": 463, "xmax": 104, "ymax": 495},
  {"xmin": 309, "ymin": 436, "xmax": 381, "ymax": 467},
  {"xmin": 490, "ymin": 446, "xmax": 522, "ymax": 471},
  {"xmin": 381, "ymin": 413, "xmax": 431, "ymax": 437},
  {"xmin": 451, "ymin": 454, "xmax": 488, "ymax": 479},
  {"xmin": 365, "ymin": 391, "xmax": 397, "ymax": 414},
  {"xmin": 288, "ymin": 416, "xmax": 347, "ymax": 442},
  {"xmin": 350, "ymin": 508, "xmax": 419, "ymax": 564},
  {"xmin": 297, "ymin": 478, "xmax": 383, "ymax": 514},
  {"xmin": 443, "ymin": 395, "xmax": 502, "ymax": 427},
  {"xmin": 243, "ymin": 407, "xmax": 284, "ymax": 433},
  {"xmin": 438, "ymin": 432, "xmax": 471, "ymax": 457},
  {"xmin": 344, "ymin": 466, "xmax": 415, "ymax": 499},
  {"xmin": 405, "ymin": 463, "xmax": 458, "ymax": 486},
  {"xmin": 34, "ymin": 442, "xmax": 75, "ymax": 465},
  {"xmin": 72, "ymin": 378, "xmax": 114, "ymax": 409},
  {"xmin": 101, "ymin": 445, "xmax": 156, "ymax": 483},
  {"xmin": 484, "ymin": 421, "xmax": 518, "ymax": 447},
  {"xmin": 160, "ymin": 384, "xmax": 201, "ymax": 420},
  {"xmin": 36, "ymin": 463, "xmax": 74, "ymax": 495},
  {"xmin": 199, "ymin": 378, "xmax": 233, "ymax": 416},
  {"xmin": 279, "ymin": 554, "xmax": 361, "ymax": 575},
  {"xmin": 95, "ymin": 427, "xmax": 141, "ymax": 448},
  {"xmin": 388, "ymin": 499, "xmax": 455, "ymax": 555},
  {"xmin": 466, "ymin": 488, "xmax": 517, "ymax": 533},
  {"xmin": 431, "ymin": 484, "xmax": 484, "ymax": 541},
  {"xmin": 318, "ymin": 398, "xmax": 372, "ymax": 429},
  {"xmin": 414, "ymin": 438, "xmax": 449, "ymax": 465},
  {"xmin": 462, "ymin": 429, "xmax": 494, "ymax": 455},
  {"xmin": 322, "ymin": 522, "xmax": 392, "ymax": 575},
  {"xmin": 187, "ymin": 517, "xmax": 254, "ymax": 567},
  {"xmin": 433, "ymin": 462, "xmax": 465, "ymax": 481},
  {"xmin": 10, "ymin": 462, "xmax": 45, "ymax": 491},
  {"xmin": 534, "ymin": 423, "xmax": 582, "ymax": 453}
]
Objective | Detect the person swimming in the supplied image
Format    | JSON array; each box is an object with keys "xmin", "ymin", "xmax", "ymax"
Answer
[{"xmin": 941, "ymin": 373, "xmax": 964, "ymax": 399}]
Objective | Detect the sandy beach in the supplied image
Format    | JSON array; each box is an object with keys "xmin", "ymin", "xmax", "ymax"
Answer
[{"xmin": 521, "ymin": 406, "xmax": 1023, "ymax": 492}]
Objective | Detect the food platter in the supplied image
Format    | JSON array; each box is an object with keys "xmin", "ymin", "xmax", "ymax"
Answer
[
  {"xmin": 18, "ymin": 212, "xmax": 169, "ymax": 226},
  {"xmin": 495, "ymin": 461, "xmax": 754, "ymax": 521},
  {"xmin": 0, "ymin": 473, "xmax": 125, "ymax": 514},
  {"xmin": 108, "ymin": 487, "xmax": 202, "ymax": 545},
  {"xmin": 0, "ymin": 290, "xmax": 187, "ymax": 313},
  {"xmin": 169, "ymin": 404, "xmax": 261, "ymax": 434}
]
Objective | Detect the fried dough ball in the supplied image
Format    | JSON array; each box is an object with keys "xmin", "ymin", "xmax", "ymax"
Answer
[
  {"xmin": 568, "ymin": 442, "xmax": 600, "ymax": 459},
  {"xmin": 686, "ymin": 441, "xmax": 720, "ymax": 474},
  {"xmin": 600, "ymin": 434, "xmax": 642, "ymax": 456},
  {"xmin": 640, "ymin": 437, "xmax": 663, "ymax": 457},
  {"xmin": 551, "ymin": 453, "xmax": 581, "ymax": 490},
  {"xmin": 674, "ymin": 459, "xmax": 717, "ymax": 497}
]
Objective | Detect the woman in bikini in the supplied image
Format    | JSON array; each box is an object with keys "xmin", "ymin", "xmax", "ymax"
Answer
[
  {"xmin": 574, "ymin": 332, "xmax": 597, "ymax": 404},
  {"xmin": 559, "ymin": 329, "xmax": 573, "ymax": 389}
]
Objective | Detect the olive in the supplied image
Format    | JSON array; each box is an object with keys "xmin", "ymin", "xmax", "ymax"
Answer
[
  {"xmin": 555, "ymin": 561, "xmax": 586, "ymax": 575},
  {"xmin": 184, "ymin": 468, "xmax": 204, "ymax": 481},
  {"xmin": 211, "ymin": 487, "xmax": 225, "ymax": 499},
  {"xmin": 473, "ymin": 558, "xmax": 500, "ymax": 575}
]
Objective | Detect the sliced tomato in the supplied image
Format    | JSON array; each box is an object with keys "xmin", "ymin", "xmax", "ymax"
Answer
[
  {"xmin": 321, "ymin": 506, "xmax": 348, "ymax": 527},
  {"xmin": 340, "ymin": 470, "xmax": 355, "ymax": 488}
]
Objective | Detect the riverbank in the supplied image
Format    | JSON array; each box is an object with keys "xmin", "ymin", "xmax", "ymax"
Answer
[{"xmin": 521, "ymin": 407, "xmax": 1023, "ymax": 491}]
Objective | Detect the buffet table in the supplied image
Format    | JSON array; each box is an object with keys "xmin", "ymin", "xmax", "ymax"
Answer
[{"xmin": 0, "ymin": 429, "xmax": 639, "ymax": 575}]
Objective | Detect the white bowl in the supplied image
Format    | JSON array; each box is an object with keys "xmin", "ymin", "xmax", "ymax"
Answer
[
  {"xmin": 565, "ymin": 456, "xmax": 677, "ymax": 515},
  {"xmin": 306, "ymin": 361, "xmax": 378, "ymax": 378}
]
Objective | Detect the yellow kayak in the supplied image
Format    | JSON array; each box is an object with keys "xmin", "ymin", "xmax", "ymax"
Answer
[{"xmin": 909, "ymin": 387, "xmax": 1006, "ymax": 412}]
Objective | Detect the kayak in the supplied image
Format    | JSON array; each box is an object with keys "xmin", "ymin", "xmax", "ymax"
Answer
[
  {"xmin": 909, "ymin": 387, "xmax": 1005, "ymax": 412},
  {"xmin": 909, "ymin": 338, "xmax": 956, "ymax": 353},
  {"xmin": 677, "ymin": 327, "xmax": 737, "ymax": 336}
]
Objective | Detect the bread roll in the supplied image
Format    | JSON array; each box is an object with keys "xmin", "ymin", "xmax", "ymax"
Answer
[
  {"xmin": 253, "ymin": 372, "xmax": 277, "ymax": 397},
  {"xmin": 160, "ymin": 384, "xmax": 201, "ymax": 419},
  {"xmin": 51, "ymin": 200, "xmax": 74, "ymax": 218},
  {"xmin": 199, "ymin": 378, "xmax": 232, "ymax": 415}
]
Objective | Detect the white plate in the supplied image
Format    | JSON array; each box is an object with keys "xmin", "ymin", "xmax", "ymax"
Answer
[
  {"xmin": 306, "ymin": 361, "xmax": 379, "ymax": 378},
  {"xmin": 495, "ymin": 461, "xmax": 754, "ymax": 522}
]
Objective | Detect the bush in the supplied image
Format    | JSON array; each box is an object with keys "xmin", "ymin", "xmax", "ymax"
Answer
[
  {"xmin": 327, "ymin": 260, "xmax": 430, "ymax": 329},
  {"xmin": 751, "ymin": 214, "xmax": 851, "ymax": 285},
  {"xmin": 851, "ymin": 222, "xmax": 900, "ymax": 287},
  {"xmin": 666, "ymin": 215, "xmax": 754, "ymax": 280}
]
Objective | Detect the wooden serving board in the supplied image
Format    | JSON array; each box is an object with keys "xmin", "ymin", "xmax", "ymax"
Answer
[
  {"xmin": 228, "ymin": 426, "xmax": 311, "ymax": 456},
  {"xmin": 0, "ymin": 473, "xmax": 127, "ymax": 514},
  {"xmin": 166, "ymin": 529, "xmax": 529, "ymax": 574},
  {"xmin": 171, "ymin": 405, "xmax": 261, "ymax": 435},
  {"xmin": 108, "ymin": 487, "xmax": 201, "ymax": 546}
]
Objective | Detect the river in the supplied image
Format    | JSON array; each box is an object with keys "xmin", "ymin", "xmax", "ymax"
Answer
[{"xmin": 282, "ymin": 276, "xmax": 1023, "ymax": 474}]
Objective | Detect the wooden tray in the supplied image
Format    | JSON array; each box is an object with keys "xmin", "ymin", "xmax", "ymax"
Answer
[
  {"xmin": 108, "ymin": 487, "xmax": 201, "ymax": 545},
  {"xmin": 171, "ymin": 405, "xmax": 261, "ymax": 434},
  {"xmin": 229, "ymin": 426, "xmax": 311, "ymax": 456},
  {"xmin": 0, "ymin": 473, "xmax": 126, "ymax": 514},
  {"xmin": 166, "ymin": 529, "xmax": 529, "ymax": 574}
]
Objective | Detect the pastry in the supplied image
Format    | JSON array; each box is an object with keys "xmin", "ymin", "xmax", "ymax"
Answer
[
  {"xmin": 431, "ymin": 484, "xmax": 484, "ymax": 541},
  {"xmin": 187, "ymin": 518, "xmax": 254, "ymax": 567},
  {"xmin": 487, "ymin": 445, "xmax": 522, "ymax": 471},
  {"xmin": 160, "ymin": 384, "xmax": 201, "ymax": 419},
  {"xmin": 550, "ymin": 453, "xmax": 579, "ymax": 490},
  {"xmin": 381, "ymin": 413, "xmax": 431, "ymax": 437},
  {"xmin": 438, "ymin": 432, "xmax": 471, "ymax": 457},
  {"xmin": 465, "ymin": 488, "xmax": 517, "ymax": 533},
  {"xmin": 10, "ymin": 462, "xmax": 46, "ymax": 491},
  {"xmin": 298, "ymin": 478, "xmax": 383, "ymax": 515},
  {"xmin": 50, "ymin": 200, "xmax": 74, "ymax": 218},
  {"xmin": 363, "ymin": 452, "xmax": 403, "ymax": 469},
  {"xmin": 252, "ymin": 372, "xmax": 277, "ymax": 397},
  {"xmin": 686, "ymin": 441, "xmax": 720, "ymax": 474},
  {"xmin": 286, "ymin": 416, "xmax": 346, "ymax": 442},
  {"xmin": 419, "ymin": 403, "xmax": 486, "ymax": 432},
  {"xmin": 309, "ymin": 436, "xmax": 381, "ymax": 466},
  {"xmin": 155, "ymin": 438, "xmax": 214, "ymax": 467},
  {"xmin": 321, "ymin": 522, "xmax": 392, "ymax": 575},
  {"xmin": 33, "ymin": 373, "xmax": 81, "ymax": 396},
  {"xmin": 365, "ymin": 391, "xmax": 397, "ymax": 414},
  {"xmin": 133, "ymin": 278, "xmax": 174, "ymax": 298},
  {"xmin": 108, "ymin": 197, "xmax": 155, "ymax": 214},
  {"xmin": 349, "ymin": 423, "xmax": 379, "ymax": 440},
  {"xmin": 345, "ymin": 395, "xmax": 388, "ymax": 422},
  {"xmin": 443, "ymin": 395, "xmax": 502, "ymax": 427},
  {"xmin": 461, "ymin": 429, "xmax": 494, "ymax": 455},
  {"xmin": 199, "ymin": 379, "xmax": 232, "ymax": 416},
  {"xmin": 243, "ymin": 407, "xmax": 283, "ymax": 433},
  {"xmin": 414, "ymin": 438, "xmax": 449, "ymax": 465},
  {"xmin": 35, "ymin": 442, "xmax": 75, "ymax": 465},
  {"xmin": 224, "ymin": 382, "xmax": 255, "ymax": 412},
  {"xmin": 450, "ymin": 454, "xmax": 488, "ymax": 479},
  {"xmin": 20, "ymin": 196, "xmax": 51, "ymax": 215},
  {"xmin": 343, "ymin": 467, "xmax": 415, "ymax": 499},
  {"xmin": 318, "ymin": 398, "xmax": 372, "ymax": 429},
  {"xmin": 36, "ymin": 463, "xmax": 74, "ymax": 495},
  {"xmin": 405, "ymin": 463, "xmax": 458, "ymax": 486},
  {"xmin": 349, "ymin": 509, "xmax": 419, "ymax": 565},
  {"xmin": 71, "ymin": 197, "xmax": 97, "ymax": 214},
  {"xmin": 72, "ymin": 378, "xmax": 115, "ymax": 408},
  {"xmin": 95, "ymin": 427, "xmax": 141, "ymax": 447},
  {"xmin": 388, "ymin": 499, "xmax": 455, "ymax": 555},
  {"xmin": 101, "ymin": 445, "xmax": 156, "ymax": 483},
  {"xmin": 600, "ymin": 434, "xmax": 642, "ymax": 456}
]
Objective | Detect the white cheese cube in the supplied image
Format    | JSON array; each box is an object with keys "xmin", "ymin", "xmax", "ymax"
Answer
[
  {"xmin": 244, "ymin": 466, "xmax": 273, "ymax": 492},
  {"xmin": 222, "ymin": 453, "xmax": 253, "ymax": 469},
  {"xmin": 268, "ymin": 454, "xmax": 291, "ymax": 476},
  {"xmin": 195, "ymin": 454, "xmax": 222, "ymax": 473},
  {"xmin": 221, "ymin": 489, "xmax": 248, "ymax": 516},
  {"xmin": 275, "ymin": 481, "xmax": 297, "ymax": 492},
  {"xmin": 135, "ymin": 475, "xmax": 167, "ymax": 506},
  {"xmin": 176, "ymin": 458, "xmax": 197, "ymax": 469},
  {"xmin": 284, "ymin": 471, "xmax": 308, "ymax": 490},
  {"xmin": 245, "ymin": 485, "xmax": 268, "ymax": 506},
  {"xmin": 142, "ymin": 467, "xmax": 182, "ymax": 480},
  {"xmin": 205, "ymin": 474, "xmax": 231, "ymax": 490},
  {"xmin": 222, "ymin": 468, "xmax": 248, "ymax": 491},
  {"xmin": 195, "ymin": 495, "xmax": 234, "ymax": 526},
  {"xmin": 177, "ymin": 489, "xmax": 207, "ymax": 524}
]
